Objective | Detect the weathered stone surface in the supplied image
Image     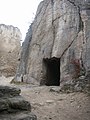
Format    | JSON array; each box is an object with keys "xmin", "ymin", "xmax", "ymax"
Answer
[
  {"xmin": 0, "ymin": 112, "xmax": 37, "ymax": 120},
  {"xmin": 0, "ymin": 85, "xmax": 37, "ymax": 120},
  {"xmin": 0, "ymin": 85, "xmax": 21, "ymax": 97},
  {"xmin": 15, "ymin": 25, "xmax": 32, "ymax": 81},
  {"xmin": 49, "ymin": 86, "xmax": 61, "ymax": 93},
  {"xmin": 15, "ymin": 0, "xmax": 90, "ymax": 91},
  {"xmin": 0, "ymin": 24, "xmax": 21, "ymax": 77},
  {"xmin": 8, "ymin": 96, "xmax": 31, "ymax": 111},
  {"xmin": 0, "ymin": 99, "xmax": 9, "ymax": 111}
]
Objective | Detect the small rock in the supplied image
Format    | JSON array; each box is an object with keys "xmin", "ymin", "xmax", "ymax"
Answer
[
  {"xmin": 49, "ymin": 87, "xmax": 61, "ymax": 93},
  {"xmin": 46, "ymin": 100, "xmax": 54, "ymax": 104}
]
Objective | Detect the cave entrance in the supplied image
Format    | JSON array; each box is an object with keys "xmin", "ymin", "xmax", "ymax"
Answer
[{"xmin": 43, "ymin": 57, "xmax": 60, "ymax": 86}]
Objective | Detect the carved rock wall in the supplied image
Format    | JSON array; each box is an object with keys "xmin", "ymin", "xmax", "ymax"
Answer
[
  {"xmin": 0, "ymin": 24, "xmax": 21, "ymax": 77},
  {"xmin": 15, "ymin": 0, "xmax": 90, "ymax": 88}
]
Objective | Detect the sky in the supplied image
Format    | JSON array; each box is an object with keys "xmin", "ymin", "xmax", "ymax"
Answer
[{"xmin": 0, "ymin": 0, "xmax": 42, "ymax": 41}]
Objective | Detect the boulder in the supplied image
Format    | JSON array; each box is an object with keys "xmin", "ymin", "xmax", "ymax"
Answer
[{"xmin": 0, "ymin": 85, "xmax": 37, "ymax": 120}]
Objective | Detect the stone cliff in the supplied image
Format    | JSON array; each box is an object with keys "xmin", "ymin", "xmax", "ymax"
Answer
[
  {"xmin": 14, "ymin": 0, "xmax": 90, "ymax": 91},
  {"xmin": 0, "ymin": 24, "xmax": 21, "ymax": 77}
]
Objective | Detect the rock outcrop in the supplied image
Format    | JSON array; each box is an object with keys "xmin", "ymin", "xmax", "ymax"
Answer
[
  {"xmin": 0, "ymin": 85, "xmax": 37, "ymax": 120},
  {"xmin": 14, "ymin": 0, "xmax": 90, "ymax": 91},
  {"xmin": 0, "ymin": 24, "xmax": 21, "ymax": 77}
]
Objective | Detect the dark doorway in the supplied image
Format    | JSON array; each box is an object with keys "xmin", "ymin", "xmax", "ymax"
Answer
[{"xmin": 43, "ymin": 57, "xmax": 60, "ymax": 86}]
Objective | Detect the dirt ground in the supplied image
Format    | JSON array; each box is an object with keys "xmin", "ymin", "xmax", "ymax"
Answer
[{"xmin": 0, "ymin": 76, "xmax": 90, "ymax": 120}]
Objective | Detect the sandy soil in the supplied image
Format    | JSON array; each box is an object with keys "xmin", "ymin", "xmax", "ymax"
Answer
[{"xmin": 0, "ymin": 77, "xmax": 90, "ymax": 120}]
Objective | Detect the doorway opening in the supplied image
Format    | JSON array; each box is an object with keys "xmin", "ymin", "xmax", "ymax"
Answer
[{"xmin": 43, "ymin": 57, "xmax": 60, "ymax": 86}]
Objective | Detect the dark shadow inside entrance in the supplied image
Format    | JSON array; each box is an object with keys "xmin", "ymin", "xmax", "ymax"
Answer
[{"xmin": 43, "ymin": 57, "xmax": 60, "ymax": 86}]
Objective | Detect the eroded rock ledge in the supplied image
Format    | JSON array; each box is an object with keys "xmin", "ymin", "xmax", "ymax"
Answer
[{"xmin": 0, "ymin": 85, "xmax": 37, "ymax": 120}]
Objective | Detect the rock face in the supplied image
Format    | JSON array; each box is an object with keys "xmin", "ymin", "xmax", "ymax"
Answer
[
  {"xmin": 0, "ymin": 24, "xmax": 21, "ymax": 77},
  {"xmin": 0, "ymin": 85, "xmax": 37, "ymax": 120},
  {"xmin": 15, "ymin": 0, "xmax": 90, "ymax": 89}
]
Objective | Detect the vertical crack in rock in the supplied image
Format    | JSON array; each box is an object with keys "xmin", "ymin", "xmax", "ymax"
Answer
[
  {"xmin": 60, "ymin": 34, "xmax": 79, "ymax": 59},
  {"xmin": 51, "ymin": 0, "xmax": 54, "ymax": 6},
  {"xmin": 50, "ymin": 0, "xmax": 56, "ymax": 57},
  {"xmin": 78, "ymin": 7, "xmax": 84, "ymax": 32},
  {"xmin": 67, "ymin": 0, "xmax": 76, "ymax": 7},
  {"xmin": 80, "ymin": 51, "xmax": 86, "ymax": 76},
  {"xmin": 67, "ymin": 0, "xmax": 84, "ymax": 32}
]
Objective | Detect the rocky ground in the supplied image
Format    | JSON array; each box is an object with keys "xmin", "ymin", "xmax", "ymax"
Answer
[
  {"xmin": 0, "ymin": 76, "xmax": 37, "ymax": 120},
  {"xmin": 0, "ymin": 76, "xmax": 90, "ymax": 120}
]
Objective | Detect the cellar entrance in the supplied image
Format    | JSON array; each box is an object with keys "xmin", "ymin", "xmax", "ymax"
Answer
[{"xmin": 43, "ymin": 57, "xmax": 60, "ymax": 86}]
